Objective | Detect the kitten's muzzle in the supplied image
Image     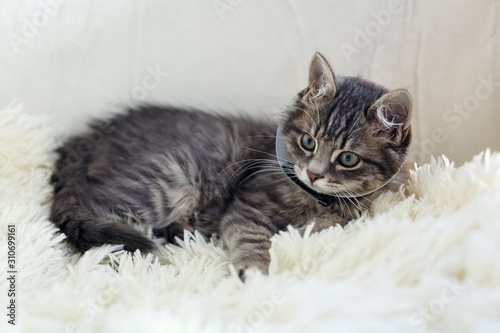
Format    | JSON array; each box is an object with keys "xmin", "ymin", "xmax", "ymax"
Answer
[{"xmin": 307, "ymin": 171, "xmax": 322, "ymax": 183}]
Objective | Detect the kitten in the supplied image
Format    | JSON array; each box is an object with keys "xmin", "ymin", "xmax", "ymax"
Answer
[{"xmin": 50, "ymin": 53, "xmax": 412, "ymax": 276}]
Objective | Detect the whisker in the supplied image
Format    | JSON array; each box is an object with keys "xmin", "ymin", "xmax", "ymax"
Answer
[
  {"xmin": 246, "ymin": 173, "xmax": 289, "ymax": 187},
  {"xmin": 217, "ymin": 158, "xmax": 279, "ymax": 178},
  {"xmin": 263, "ymin": 177, "xmax": 290, "ymax": 187},
  {"xmin": 332, "ymin": 183, "xmax": 374, "ymax": 204},
  {"xmin": 340, "ymin": 195, "xmax": 357, "ymax": 220},
  {"xmin": 346, "ymin": 189, "xmax": 374, "ymax": 204},
  {"xmin": 339, "ymin": 188, "xmax": 370, "ymax": 211},
  {"xmin": 348, "ymin": 116, "xmax": 361, "ymax": 134},
  {"xmin": 239, "ymin": 168, "xmax": 285, "ymax": 185},
  {"xmin": 296, "ymin": 107, "xmax": 315, "ymax": 124},
  {"xmin": 314, "ymin": 101, "xmax": 320, "ymax": 126},
  {"xmin": 337, "ymin": 197, "xmax": 357, "ymax": 220},
  {"xmin": 336, "ymin": 195, "xmax": 346, "ymax": 218},
  {"xmin": 347, "ymin": 127, "xmax": 364, "ymax": 139},
  {"xmin": 230, "ymin": 161, "xmax": 280, "ymax": 182},
  {"xmin": 344, "ymin": 195, "xmax": 364, "ymax": 215},
  {"xmin": 255, "ymin": 123, "xmax": 277, "ymax": 137},
  {"xmin": 236, "ymin": 135, "xmax": 278, "ymax": 141},
  {"xmin": 242, "ymin": 146, "xmax": 294, "ymax": 165}
]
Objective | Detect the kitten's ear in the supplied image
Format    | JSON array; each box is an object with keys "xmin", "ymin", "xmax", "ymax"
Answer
[
  {"xmin": 368, "ymin": 89, "xmax": 412, "ymax": 142},
  {"xmin": 304, "ymin": 52, "xmax": 336, "ymax": 101}
]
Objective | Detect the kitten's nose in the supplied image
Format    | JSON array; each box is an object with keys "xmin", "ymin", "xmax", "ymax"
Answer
[{"xmin": 307, "ymin": 171, "xmax": 322, "ymax": 183}]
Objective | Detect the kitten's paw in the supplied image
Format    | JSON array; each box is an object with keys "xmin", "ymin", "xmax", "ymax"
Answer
[
  {"xmin": 238, "ymin": 268, "xmax": 246, "ymax": 282},
  {"xmin": 234, "ymin": 262, "xmax": 269, "ymax": 282},
  {"xmin": 153, "ymin": 223, "xmax": 194, "ymax": 243},
  {"xmin": 298, "ymin": 217, "xmax": 347, "ymax": 235}
]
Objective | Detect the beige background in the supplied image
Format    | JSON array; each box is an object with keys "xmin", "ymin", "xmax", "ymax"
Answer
[{"xmin": 1, "ymin": 0, "xmax": 499, "ymax": 165}]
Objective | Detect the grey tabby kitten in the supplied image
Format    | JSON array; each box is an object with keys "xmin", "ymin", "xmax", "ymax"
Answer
[{"xmin": 50, "ymin": 53, "xmax": 412, "ymax": 276}]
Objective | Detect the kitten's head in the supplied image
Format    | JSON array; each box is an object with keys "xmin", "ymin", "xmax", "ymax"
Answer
[{"xmin": 280, "ymin": 52, "xmax": 412, "ymax": 197}]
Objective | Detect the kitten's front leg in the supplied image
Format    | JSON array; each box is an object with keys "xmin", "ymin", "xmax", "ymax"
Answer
[
  {"xmin": 220, "ymin": 198, "xmax": 279, "ymax": 277},
  {"xmin": 298, "ymin": 214, "xmax": 348, "ymax": 235}
]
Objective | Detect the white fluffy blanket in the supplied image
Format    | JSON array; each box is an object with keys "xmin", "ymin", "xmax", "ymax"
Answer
[{"xmin": 1, "ymin": 105, "xmax": 499, "ymax": 333}]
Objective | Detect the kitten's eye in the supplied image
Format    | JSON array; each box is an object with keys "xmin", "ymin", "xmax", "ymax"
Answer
[
  {"xmin": 338, "ymin": 152, "xmax": 360, "ymax": 167},
  {"xmin": 301, "ymin": 133, "xmax": 316, "ymax": 151}
]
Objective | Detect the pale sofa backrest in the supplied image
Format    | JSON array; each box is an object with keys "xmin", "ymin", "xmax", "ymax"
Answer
[{"xmin": 2, "ymin": 0, "xmax": 498, "ymax": 165}]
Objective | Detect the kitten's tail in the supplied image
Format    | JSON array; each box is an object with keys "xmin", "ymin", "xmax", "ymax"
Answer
[
  {"xmin": 50, "ymin": 164, "xmax": 155, "ymax": 253},
  {"xmin": 53, "ymin": 211, "xmax": 156, "ymax": 253}
]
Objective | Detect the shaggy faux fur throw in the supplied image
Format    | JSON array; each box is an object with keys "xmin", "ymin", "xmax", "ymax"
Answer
[{"xmin": 1, "ymin": 105, "xmax": 499, "ymax": 333}]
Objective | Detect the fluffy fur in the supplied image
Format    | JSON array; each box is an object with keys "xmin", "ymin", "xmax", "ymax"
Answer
[{"xmin": 1, "ymin": 104, "xmax": 500, "ymax": 332}]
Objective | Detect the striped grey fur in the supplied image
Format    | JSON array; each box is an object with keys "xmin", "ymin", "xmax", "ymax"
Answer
[{"xmin": 50, "ymin": 53, "xmax": 412, "ymax": 276}]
